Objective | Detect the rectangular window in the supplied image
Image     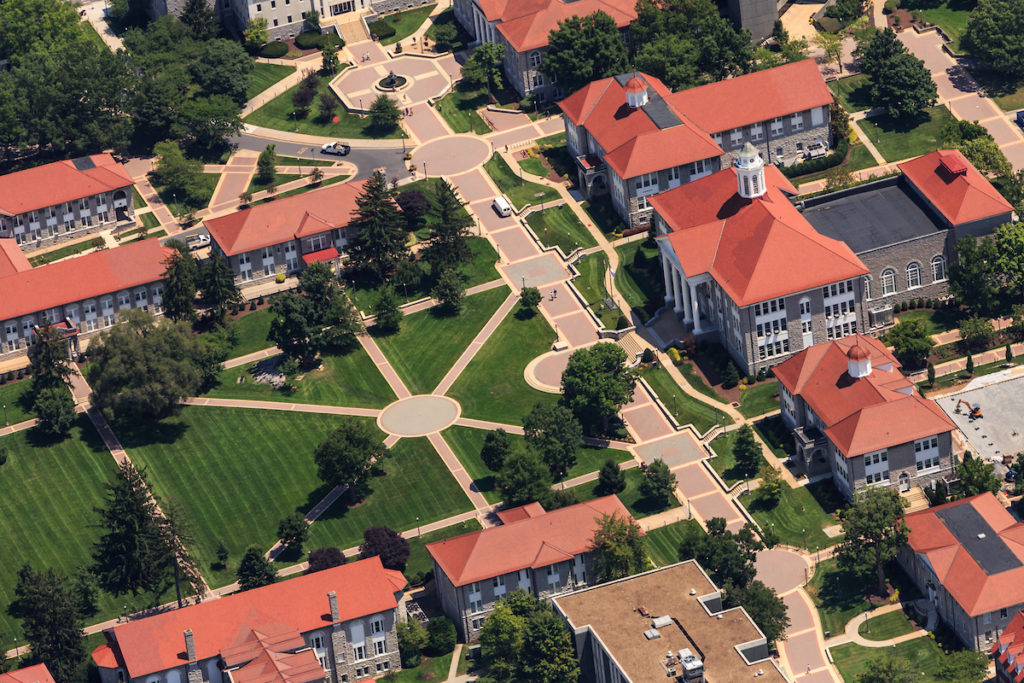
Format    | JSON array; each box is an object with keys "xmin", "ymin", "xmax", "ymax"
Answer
[
  {"xmin": 1002, "ymin": 608, "xmax": 1009, "ymax": 619},
  {"xmin": 373, "ymin": 639, "xmax": 386, "ymax": 656},
  {"xmin": 470, "ymin": 598, "xmax": 482, "ymax": 613},
  {"xmin": 353, "ymin": 645, "xmax": 365, "ymax": 661},
  {"xmin": 470, "ymin": 581, "xmax": 480, "ymax": 593},
  {"xmin": 770, "ymin": 117, "xmax": 784, "ymax": 137},
  {"xmin": 790, "ymin": 113, "xmax": 804, "ymax": 131},
  {"xmin": 371, "ymin": 618, "xmax": 384, "ymax": 634},
  {"xmin": 730, "ymin": 127, "xmax": 743, "ymax": 143},
  {"xmin": 750, "ymin": 123, "xmax": 764, "ymax": 140}
]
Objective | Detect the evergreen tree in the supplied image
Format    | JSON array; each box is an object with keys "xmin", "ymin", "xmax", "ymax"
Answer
[
  {"xmin": 523, "ymin": 402, "xmax": 583, "ymax": 479},
  {"xmin": 347, "ymin": 172, "xmax": 409, "ymax": 283},
  {"xmin": 423, "ymin": 179, "xmax": 472, "ymax": 273},
  {"xmin": 161, "ymin": 243, "xmax": 199, "ymax": 322},
  {"xmin": 596, "ymin": 458, "xmax": 626, "ymax": 495},
  {"xmin": 321, "ymin": 42, "xmax": 340, "ymax": 75},
  {"xmin": 257, "ymin": 144, "xmax": 278, "ymax": 183},
  {"xmin": 639, "ymin": 460, "xmax": 677, "ymax": 507},
  {"xmin": 481, "ymin": 428, "xmax": 514, "ymax": 471},
  {"xmin": 199, "ymin": 253, "xmax": 243, "ymax": 323},
  {"xmin": 372, "ymin": 286, "xmax": 403, "ymax": 334},
  {"xmin": 28, "ymin": 323, "xmax": 73, "ymax": 396},
  {"xmin": 277, "ymin": 512, "xmax": 309, "ymax": 554},
  {"xmin": 588, "ymin": 512, "xmax": 646, "ymax": 582},
  {"xmin": 732, "ymin": 424, "xmax": 762, "ymax": 479},
  {"xmin": 237, "ymin": 546, "xmax": 276, "ymax": 591},
  {"xmin": 33, "ymin": 386, "xmax": 76, "ymax": 437},
  {"xmin": 497, "ymin": 449, "xmax": 551, "ymax": 507},
  {"xmin": 180, "ymin": 0, "xmax": 217, "ymax": 40},
  {"xmin": 12, "ymin": 565, "xmax": 86, "ymax": 682},
  {"xmin": 368, "ymin": 93, "xmax": 401, "ymax": 132},
  {"xmin": 431, "ymin": 267, "xmax": 465, "ymax": 315}
]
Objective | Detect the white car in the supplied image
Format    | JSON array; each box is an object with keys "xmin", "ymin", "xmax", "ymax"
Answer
[
  {"xmin": 320, "ymin": 142, "xmax": 351, "ymax": 156},
  {"xmin": 186, "ymin": 234, "xmax": 210, "ymax": 250}
]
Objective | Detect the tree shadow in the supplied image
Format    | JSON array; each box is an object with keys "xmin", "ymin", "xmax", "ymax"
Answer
[
  {"xmin": 805, "ymin": 480, "xmax": 846, "ymax": 517},
  {"xmin": 814, "ymin": 562, "xmax": 874, "ymax": 613},
  {"xmin": 868, "ymin": 110, "xmax": 932, "ymax": 135},
  {"xmin": 115, "ymin": 419, "xmax": 189, "ymax": 449},
  {"xmin": 273, "ymin": 545, "xmax": 304, "ymax": 564},
  {"xmin": 514, "ymin": 307, "xmax": 538, "ymax": 321}
]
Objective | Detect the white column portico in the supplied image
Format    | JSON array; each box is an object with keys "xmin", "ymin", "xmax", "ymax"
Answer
[
  {"xmin": 689, "ymin": 281, "xmax": 702, "ymax": 333},
  {"xmin": 663, "ymin": 257, "xmax": 673, "ymax": 302},
  {"xmin": 672, "ymin": 268, "xmax": 684, "ymax": 315}
]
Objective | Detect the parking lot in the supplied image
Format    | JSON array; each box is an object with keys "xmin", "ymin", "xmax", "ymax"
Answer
[{"xmin": 937, "ymin": 373, "xmax": 1024, "ymax": 473}]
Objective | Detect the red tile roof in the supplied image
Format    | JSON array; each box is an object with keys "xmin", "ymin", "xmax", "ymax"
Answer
[
  {"xmin": 495, "ymin": 501, "xmax": 546, "ymax": 524},
  {"xmin": 0, "ymin": 238, "xmax": 172, "ymax": 323},
  {"xmin": 0, "ymin": 239, "xmax": 31, "ymax": 277},
  {"xmin": 993, "ymin": 610, "xmax": 1024, "ymax": 682},
  {"xmin": 651, "ymin": 166, "xmax": 866, "ymax": 306},
  {"xmin": 774, "ymin": 335, "xmax": 955, "ymax": 457},
  {"xmin": 669, "ymin": 60, "xmax": 833, "ymax": 134},
  {"xmin": 205, "ymin": 181, "xmax": 365, "ymax": 257},
  {"xmin": 0, "ymin": 664, "xmax": 56, "ymax": 683},
  {"xmin": 0, "ymin": 155, "xmax": 133, "ymax": 216},
  {"xmin": 559, "ymin": 73, "xmax": 723, "ymax": 180},
  {"xmin": 300, "ymin": 247, "xmax": 340, "ymax": 265},
  {"xmin": 426, "ymin": 496, "xmax": 633, "ymax": 587},
  {"xmin": 906, "ymin": 494, "xmax": 1024, "ymax": 617},
  {"xmin": 489, "ymin": 0, "xmax": 637, "ymax": 52},
  {"xmin": 898, "ymin": 149, "xmax": 1013, "ymax": 226},
  {"xmin": 222, "ymin": 623, "xmax": 324, "ymax": 683},
  {"xmin": 93, "ymin": 557, "xmax": 406, "ymax": 679}
]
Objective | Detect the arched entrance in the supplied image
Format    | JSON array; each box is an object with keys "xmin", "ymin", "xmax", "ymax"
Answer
[
  {"xmin": 898, "ymin": 472, "xmax": 910, "ymax": 492},
  {"xmin": 112, "ymin": 190, "xmax": 129, "ymax": 220}
]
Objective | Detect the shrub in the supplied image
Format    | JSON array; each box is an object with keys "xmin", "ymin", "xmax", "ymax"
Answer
[
  {"xmin": 908, "ymin": 298, "xmax": 917, "ymax": 310},
  {"xmin": 368, "ymin": 19, "xmax": 396, "ymax": 39},
  {"xmin": 258, "ymin": 296, "xmax": 265, "ymax": 305},
  {"xmin": 249, "ymin": 301, "xmax": 257, "ymax": 311},
  {"xmin": 780, "ymin": 138, "xmax": 850, "ymax": 178},
  {"xmin": 634, "ymin": 307, "xmax": 650, "ymax": 324},
  {"xmin": 884, "ymin": 0, "xmax": 899, "ymax": 12},
  {"xmin": 260, "ymin": 41, "xmax": 289, "ymax": 58},
  {"xmin": 427, "ymin": 617, "xmax": 456, "ymax": 655},
  {"xmin": 615, "ymin": 315, "xmax": 629, "ymax": 330},
  {"xmin": 0, "ymin": 373, "xmax": 5, "ymax": 384},
  {"xmin": 641, "ymin": 348, "xmax": 655, "ymax": 364},
  {"xmin": 721, "ymin": 362, "xmax": 740, "ymax": 389},
  {"xmin": 276, "ymin": 273, "xmax": 286, "ymax": 283},
  {"xmin": 756, "ymin": 367, "xmax": 766, "ymax": 381},
  {"xmin": 294, "ymin": 31, "xmax": 324, "ymax": 49},
  {"xmin": 667, "ymin": 347, "xmax": 682, "ymax": 365},
  {"xmin": 16, "ymin": 370, "xmax": 23, "ymax": 380},
  {"xmin": 394, "ymin": 41, "xmax": 403, "ymax": 53}
]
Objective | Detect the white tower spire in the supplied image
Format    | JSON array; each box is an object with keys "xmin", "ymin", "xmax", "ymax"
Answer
[{"xmin": 735, "ymin": 141, "xmax": 766, "ymax": 199}]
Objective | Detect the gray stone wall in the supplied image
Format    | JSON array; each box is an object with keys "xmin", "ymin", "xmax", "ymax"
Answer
[
  {"xmin": 723, "ymin": 0, "xmax": 777, "ymax": 42},
  {"xmin": 370, "ymin": 0, "xmax": 432, "ymax": 16},
  {"xmin": 0, "ymin": 186, "xmax": 135, "ymax": 252},
  {"xmin": 715, "ymin": 107, "xmax": 832, "ymax": 167},
  {"xmin": 846, "ymin": 433, "xmax": 955, "ymax": 494},
  {"xmin": 859, "ymin": 232, "xmax": 949, "ymax": 325},
  {"xmin": 452, "ymin": 0, "xmax": 473, "ymax": 37}
]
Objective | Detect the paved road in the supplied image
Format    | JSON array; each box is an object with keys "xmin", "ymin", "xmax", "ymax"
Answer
[{"xmin": 232, "ymin": 134, "xmax": 410, "ymax": 181}]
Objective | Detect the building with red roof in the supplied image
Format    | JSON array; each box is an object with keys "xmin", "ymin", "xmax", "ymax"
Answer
[
  {"xmin": 0, "ymin": 154, "xmax": 135, "ymax": 253},
  {"xmin": 92, "ymin": 557, "xmax": 407, "ymax": 683},
  {"xmin": 994, "ymin": 610, "xmax": 1024, "ymax": 681},
  {"xmin": 0, "ymin": 664, "xmax": 56, "ymax": 683},
  {"xmin": 558, "ymin": 61, "xmax": 833, "ymax": 228},
  {"xmin": 426, "ymin": 495, "xmax": 634, "ymax": 639},
  {"xmin": 898, "ymin": 493, "xmax": 1024, "ymax": 650},
  {"xmin": 204, "ymin": 181, "xmax": 366, "ymax": 286},
  {"xmin": 0, "ymin": 237, "xmax": 171, "ymax": 360},
  {"xmin": 774, "ymin": 334, "xmax": 956, "ymax": 498}
]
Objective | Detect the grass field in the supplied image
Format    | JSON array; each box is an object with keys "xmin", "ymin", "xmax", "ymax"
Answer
[
  {"xmin": 251, "ymin": 174, "xmax": 350, "ymax": 205},
  {"xmin": 916, "ymin": 0, "xmax": 973, "ymax": 51},
  {"xmin": 206, "ymin": 347, "xmax": 396, "ymax": 408},
  {"xmin": 442, "ymin": 425, "xmax": 631, "ymax": 503},
  {"xmin": 573, "ymin": 251, "xmax": 621, "ymax": 329},
  {"xmin": 709, "ymin": 431, "xmax": 767, "ymax": 486},
  {"xmin": 894, "ymin": 307, "xmax": 960, "ymax": 336},
  {"xmin": 525, "ymin": 204, "xmax": 596, "ymax": 255},
  {"xmin": 391, "ymin": 653, "xmax": 453, "ymax": 682},
  {"xmin": 28, "ymin": 238, "xmax": 98, "ymax": 266},
  {"xmin": 435, "ymin": 82, "xmax": 491, "ymax": 134},
  {"xmin": 517, "ymin": 156, "xmax": 548, "ymax": 177},
  {"xmin": 741, "ymin": 480, "xmax": 845, "ymax": 550},
  {"xmin": 248, "ymin": 172, "xmax": 302, "ymax": 194},
  {"xmin": 856, "ymin": 106, "xmax": 954, "ymax": 163},
  {"xmin": 446, "ymin": 303, "xmax": 558, "ymax": 424},
  {"xmin": 154, "ymin": 173, "xmax": 219, "ymax": 216},
  {"xmin": 614, "ymin": 240, "xmax": 663, "ymax": 310},
  {"xmin": 132, "ymin": 187, "xmax": 148, "ymax": 209},
  {"xmin": 568, "ymin": 467, "xmax": 680, "ymax": 518},
  {"xmin": 830, "ymin": 637, "xmax": 948, "ymax": 681},
  {"xmin": 0, "ymin": 379, "xmax": 32, "ymax": 425},
  {"xmin": 244, "ymin": 80, "xmax": 406, "ymax": 139},
  {"xmin": 581, "ymin": 197, "xmax": 627, "ymax": 235},
  {"xmin": 828, "ymin": 74, "xmax": 872, "ymax": 113},
  {"xmin": 275, "ymin": 155, "xmax": 336, "ymax": 167},
  {"xmin": 308, "ymin": 437, "xmax": 474, "ymax": 551},
  {"xmin": 247, "ymin": 62, "xmax": 297, "ymax": 101},
  {"xmin": 139, "ymin": 212, "xmax": 161, "ymax": 230},
  {"xmin": 483, "ymin": 154, "xmax": 560, "ymax": 210},
  {"xmin": 228, "ymin": 307, "xmax": 276, "ymax": 358},
  {"xmin": 0, "ymin": 417, "xmax": 160, "ymax": 648},
  {"xmin": 370, "ymin": 4, "xmax": 436, "ymax": 45},
  {"xmin": 404, "ymin": 519, "xmax": 483, "ymax": 584},
  {"xmin": 737, "ymin": 382, "xmax": 779, "ymax": 418},
  {"xmin": 122, "ymin": 407, "xmax": 365, "ymax": 586},
  {"xmin": 679, "ymin": 362, "xmax": 729, "ymax": 404},
  {"xmin": 374, "ymin": 286, "xmax": 509, "ymax": 394},
  {"xmin": 645, "ymin": 519, "xmax": 703, "ymax": 566},
  {"xmin": 807, "ymin": 559, "xmax": 874, "ymax": 636},
  {"xmin": 858, "ymin": 610, "xmax": 915, "ymax": 640},
  {"xmin": 642, "ymin": 367, "xmax": 732, "ymax": 435}
]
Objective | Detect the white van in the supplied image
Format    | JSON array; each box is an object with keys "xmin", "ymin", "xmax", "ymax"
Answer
[{"xmin": 492, "ymin": 196, "xmax": 513, "ymax": 217}]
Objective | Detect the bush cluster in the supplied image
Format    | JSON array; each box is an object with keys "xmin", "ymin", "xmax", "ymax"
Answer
[
  {"xmin": 260, "ymin": 41, "xmax": 289, "ymax": 58},
  {"xmin": 294, "ymin": 31, "xmax": 324, "ymax": 49},
  {"xmin": 781, "ymin": 138, "xmax": 850, "ymax": 179}
]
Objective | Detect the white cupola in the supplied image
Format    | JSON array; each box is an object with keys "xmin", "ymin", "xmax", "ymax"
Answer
[
  {"xmin": 847, "ymin": 343, "xmax": 872, "ymax": 379},
  {"xmin": 624, "ymin": 75, "xmax": 648, "ymax": 109},
  {"xmin": 734, "ymin": 141, "xmax": 766, "ymax": 199}
]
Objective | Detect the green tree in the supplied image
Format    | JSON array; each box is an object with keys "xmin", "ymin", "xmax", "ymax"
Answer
[
  {"xmin": 959, "ymin": 315, "xmax": 995, "ymax": 352},
  {"xmin": 725, "ymin": 579, "xmax": 790, "ymax": 645},
  {"xmin": 180, "ymin": 0, "xmax": 217, "ymax": 39},
  {"xmin": 347, "ymin": 172, "xmax": 409, "ymax": 283},
  {"xmin": 479, "ymin": 602, "xmax": 525, "ymax": 680},
  {"xmin": 813, "ymin": 31, "xmax": 844, "ymax": 74},
  {"xmin": 596, "ymin": 458, "xmax": 626, "ymax": 495},
  {"xmin": 995, "ymin": 222, "xmax": 1024, "ymax": 302},
  {"xmin": 523, "ymin": 402, "xmax": 583, "ymax": 478},
  {"xmin": 152, "ymin": 140, "xmax": 204, "ymax": 198},
  {"xmin": 277, "ymin": 511, "xmax": 309, "ymax": 554},
  {"xmin": 11, "ymin": 565, "xmax": 85, "ymax": 682},
  {"xmin": 885, "ymin": 318, "xmax": 934, "ymax": 368},
  {"xmin": 957, "ymin": 452, "xmax": 1001, "ymax": 497},
  {"xmin": 481, "ymin": 428, "xmax": 515, "ymax": 471},
  {"xmin": 158, "ymin": 500, "xmax": 205, "ymax": 608},
  {"xmin": 431, "ymin": 23, "xmax": 458, "ymax": 50},
  {"xmin": 0, "ymin": 0, "xmax": 84, "ymax": 61},
  {"xmin": 520, "ymin": 286, "xmax": 542, "ymax": 310},
  {"xmin": 461, "ymin": 42, "xmax": 505, "ymax": 100},
  {"xmin": 372, "ymin": 286, "xmax": 403, "ymax": 334},
  {"xmin": 396, "ymin": 618, "xmax": 428, "ymax": 667},
  {"xmin": 175, "ymin": 94, "xmax": 244, "ymax": 152},
  {"xmin": 243, "ymin": 17, "xmax": 269, "ymax": 52},
  {"xmin": 298, "ymin": 262, "xmax": 362, "ymax": 341},
  {"xmin": 192, "ymin": 39, "xmax": 253, "ymax": 106},
  {"xmin": 855, "ymin": 26, "xmax": 903, "ymax": 75},
  {"xmin": 162, "ymin": 245, "xmax": 199, "ymax": 322},
  {"xmin": 431, "ymin": 267, "xmax": 466, "ymax": 315},
  {"xmin": 858, "ymin": 28, "xmax": 936, "ymax": 119},
  {"xmin": 962, "ymin": 0, "xmax": 1024, "ymax": 76},
  {"xmin": 521, "ymin": 607, "xmax": 580, "ymax": 683},
  {"xmin": 423, "ymin": 179, "xmax": 472, "ymax": 273},
  {"xmin": 257, "ymin": 143, "xmax": 278, "ymax": 184},
  {"xmin": 28, "ymin": 322, "xmax": 73, "ymax": 396},
  {"xmin": 359, "ymin": 526, "xmax": 410, "ymax": 570},
  {"xmin": 959, "ymin": 136, "xmax": 1013, "ymax": 178},
  {"xmin": 237, "ymin": 545, "xmax": 276, "ymax": 591},
  {"xmin": 560, "ymin": 343, "xmax": 638, "ymax": 434},
  {"xmin": 303, "ymin": 9, "xmax": 321, "ymax": 30},
  {"xmin": 639, "ymin": 459, "xmax": 677, "ymax": 507},
  {"xmin": 856, "ymin": 653, "xmax": 914, "ymax": 683},
  {"xmin": 927, "ymin": 362, "xmax": 936, "ymax": 386},
  {"xmin": 1012, "ymin": 452, "xmax": 1024, "ymax": 496},
  {"xmin": 497, "ymin": 449, "xmax": 551, "ymax": 507},
  {"xmin": 758, "ymin": 462, "xmax": 784, "ymax": 506},
  {"xmin": 542, "ymin": 11, "xmax": 628, "ymax": 95},
  {"xmin": 427, "ymin": 616, "xmax": 457, "ymax": 654},
  {"xmin": 199, "ymin": 253, "xmax": 243, "ymax": 324},
  {"xmin": 732, "ymin": 425, "xmax": 762, "ymax": 479},
  {"xmin": 967, "ymin": 352, "xmax": 975, "ymax": 375},
  {"xmin": 33, "ymin": 386, "xmax": 76, "ymax": 437},
  {"xmin": 321, "ymin": 42, "xmax": 340, "ymax": 75},
  {"xmin": 935, "ymin": 650, "xmax": 989, "ymax": 682},
  {"xmin": 368, "ymin": 93, "xmax": 402, "ymax": 131},
  {"xmin": 950, "ymin": 235, "xmax": 1000, "ymax": 316},
  {"xmin": 836, "ymin": 487, "xmax": 907, "ymax": 594},
  {"xmin": 588, "ymin": 512, "xmax": 646, "ymax": 582},
  {"xmin": 678, "ymin": 517, "xmax": 762, "ymax": 589},
  {"xmin": 268, "ymin": 295, "xmax": 317, "ymax": 363},
  {"xmin": 313, "ymin": 417, "xmax": 389, "ymax": 502}
]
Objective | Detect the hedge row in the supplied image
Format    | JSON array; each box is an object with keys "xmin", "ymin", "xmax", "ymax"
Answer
[
  {"xmin": 368, "ymin": 19, "xmax": 396, "ymax": 39},
  {"xmin": 294, "ymin": 32, "xmax": 323, "ymax": 49},
  {"xmin": 780, "ymin": 137, "xmax": 850, "ymax": 178},
  {"xmin": 260, "ymin": 41, "xmax": 288, "ymax": 58}
]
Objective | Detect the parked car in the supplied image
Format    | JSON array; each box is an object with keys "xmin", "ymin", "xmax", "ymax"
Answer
[
  {"xmin": 321, "ymin": 142, "xmax": 351, "ymax": 156},
  {"xmin": 186, "ymin": 234, "xmax": 210, "ymax": 250}
]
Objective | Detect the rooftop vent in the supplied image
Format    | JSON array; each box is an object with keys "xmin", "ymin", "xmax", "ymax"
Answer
[
  {"xmin": 689, "ymin": 588, "xmax": 696, "ymax": 595},
  {"xmin": 978, "ymin": 533, "xmax": 987, "ymax": 539},
  {"xmin": 652, "ymin": 615, "xmax": 673, "ymax": 629},
  {"xmin": 644, "ymin": 628, "xmax": 662, "ymax": 640},
  {"xmin": 717, "ymin": 614, "xmax": 723, "ymax": 620}
]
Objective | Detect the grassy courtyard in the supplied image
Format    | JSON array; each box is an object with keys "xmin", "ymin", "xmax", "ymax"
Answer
[
  {"xmin": 374, "ymin": 286, "xmax": 510, "ymax": 395},
  {"xmin": 915, "ymin": 0, "xmax": 973, "ymax": 51},
  {"xmin": 525, "ymin": 204, "xmax": 596, "ymax": 255},
  {"xmin": 247, "ymin": 172, "xmax": 302, "ymax": 194},
  {"xmin": 517, "ymin": 156, "xmax": 548, "ymax": 177},
  {"xmin": 369, "ymin": 4, "xmax": 436, "ymax": 45},
  {"xmin": 893, "ymin": 307, "xmax": 960, "ymax": 336},
  {"xmin": 567, "ymin": 467, "xmax": 680, "ymax": 518},
  {"xmin": 741, "ymin": 480, "xmax": 845, "ymax": 550},
  {"xmin": 227, "ymin": 307, "xmax": 276, "ymax": 358},
  {"xmin": 642, "ymin": 367, "xmax": 732, "ymax": 435},
  {"xmin": 0, "ymin": 379, "xmax": 33, "ymax": 425},
  {"xmin": 855, "ymin": 106, "xmax": 954, "ymax": 162},
  {"xmin": 246, "ymin": 62, "xmax": 297, "ymax": 101},
  {"xmin": 737, "ymin": 382, "xmax": 780, "ymax": 418},
  {"xmin": 615, "ymin": 240, "xmax": 664, "ymax": 311},
  {"xmin": 307, "ymin": 437, "xmax": 474, "ymax": 552},
  {"xmin": 483, "ymin": 153, "xmax": 560, "ymax": 210},
  {"xmin": 859, "ymin": 610, "xmax": 915, "ymax": 640},
  {"xmin": 435, "ymin": 81, "xmax": 491, "ymax": 134},
  {"xmin": 122, "ymin": 407, "xmax": 366, "ymax": 586},
  {"xmin": 447, "ymin": 303, "xmax": 558, "ymax": 424},
  {"xmin": 28, "ymin": 237, "xmax": 100, "ymax": 266},
  {"xmin": 828, "ymin": 74, "xmax": 873, "ymax": 113},
  {"xmin": 807, "ymin": 558, "xmax": 874, "ymax": 636},
  {"xmin": 573, "ymin": 251, "xmax": 622, "ymax": 329},
  {"xmin": 645, "ymin": 519, "xmax": 704, "ymax": 567},
  {"xmin": 206, "ymin": 347, "xmax": 397, "ymax": 409},
  {"xmin": 244, "ymin": 80, "xmax": 407, "ymax": 139},
  {"xmin": 154, "ymin": 173, "xmax": 220, "ymax": 216},
  {"xmin": 709, "ymin": 431, "xmax": 767, "ymax": 487},
  {"xmin": 830, "ymin": 637, "xmax": 949, "ymax": 681}
]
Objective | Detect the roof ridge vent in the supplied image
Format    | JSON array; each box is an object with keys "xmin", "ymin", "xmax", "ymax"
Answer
[{"xmin": 979, "ymin": 533, "xmax": 987, "ymax": 539}]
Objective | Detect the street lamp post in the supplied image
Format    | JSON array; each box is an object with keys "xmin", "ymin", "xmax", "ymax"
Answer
[
  {"xmin": 416, "ymin": 516, "xmax": 420, "ymax": 537},
  {"xmin": 2, "ymin": 403, "xmax": 6, "ymax": 426},
  {"xmin": 424, "ymin": 162, "xmax": 428, "ymax": 179}
]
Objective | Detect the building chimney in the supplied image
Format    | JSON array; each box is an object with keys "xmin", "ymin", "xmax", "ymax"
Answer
[
  {"xmin": 328, "ymin": 591, "xmax": 339, "ymax": 622},
  {"xmin": 846, "ymin": 343, "xmax": 872, "ymax": 379},
  {"xmin": 184, "ymin": 629, "xmax": 196, "ymax": 662}
]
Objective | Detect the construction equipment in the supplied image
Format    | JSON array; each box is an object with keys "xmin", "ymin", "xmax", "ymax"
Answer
[{"xmin": 955, "ymin": 399, "xmax": 983, "ymax": 420}]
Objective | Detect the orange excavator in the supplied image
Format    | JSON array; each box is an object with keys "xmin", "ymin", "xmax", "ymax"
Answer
[{"xmin": 955, "ymin": 399, "xmax": 983, "ymax": 420}]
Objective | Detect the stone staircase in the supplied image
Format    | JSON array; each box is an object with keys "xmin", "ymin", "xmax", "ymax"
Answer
[
  {"xmin": 901, "ymin": 486, "xmax": 929, "ymax": 512},
  {"xmin": 335, "ymin": 16, "xmax": 369, "ymax": 45},
  {"xmin": 617, "ymin": 331, "xmax": 645, "ymax": 365}
]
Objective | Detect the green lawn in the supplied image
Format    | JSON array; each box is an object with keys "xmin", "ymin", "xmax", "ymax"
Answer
[
  {"xmin": 737, "ymin": 382, "xmax": 779, "ymax": 418},
  {"xmin": 308, "ymin": 437, "xmax": 474, "ymax": 551},
  {"xmin": 709, "ymin": 431, "xmax": 767, "ymax": 487},
  {"xmin": 858, "ymin": 610, "xmax": 915, "ymax": 640},
  {"xmin": 390, "ymin": 653, "xmax": 453, "ymax": 682},
  {"xmin": 28, "ymin": 237, "xmax": 99, "ymax": 266},
  {"xmin": 483, "ymin": 153, "xmax": 560, "ymax": 211},
  {"xmin": 244, "ymin": 80, "xmax": 406, "ymax": 139},
  {"xmin": 369, "ymin": 4, "xmax": 436, "ymax": 45},
  {"xmin": 614, "ymin": 240, "xmax": 664, "ymax": 310},
  {"xmin": 0, "ymin": 417, "xmax": 160, "ymax": 649},
  {"xmin": 374, "ymin": 286, "xmax": 509, "ymax": 394},
  {"xmin": 790, "ymin": 144, "xmax": 877, "ymax": 185},
  {"xmin": 122, "ymin": 407, "xmax": 365, "ymax": 586},
  {"xmin": 404, "ymin": 519, "xmax": 483, "ymax": 584},
  {"xmin": 537, "ymin": 132, "xmax": 566, "ymax": 147},
  {"xmin": 227, "ymin": 307, "xmax": 276, "ymax": 358},
  {"xmin": 251, "ymin": 174, "xmax": 351, "ymax": 205},
  {"xmin": 679, "ymin": 362, "xmax": 729, "ymax": 404},
  {"xmin": 442, "ymin": 425, "xmax": 632, "ymax": 503},
  {"xmin": 247, "ymin": 172, "xmax": 302, "ymax": 194},
  {"xmin": 435, "ymin": 81, "xmax": 491, "ymax": 134},
  {"xmin": 807, "ymin": 558, "xmax": 873, "ymax": 636},
  {"xmin": 425, "ymin": 7, "xmax": 474, "ymax": 52},
  {"xmin": 568, "ymin": 467, "xmax": 680, "ymax": 518},
  {"xmin": 642, "ymin": 366, "xmax": 732, "ymax": 435},
  {"xmin": 581, "ymin": 196, "xmax": 627, "ymax": 235},
  {"xmin": 828, "ymin": 74, "xmax": 872, "ymax": 113},
  {"xmin": 856, "ymin": 106, "xmax": 954, "ymax": 163},
  {"xmin": 517, "ymin": 156, "xmax": 549, "ymax": 177},
  {"xmin": 154, "ymin": 173, "xmax": 219, "ymax": 216},
  {"xmin": 132, "ymin": 186, "xmax": 148, "ymax": 209},
  {"xmin": 0, "ymin": 379, "xmax": 33, "ymax": 425},
  {"xmin": 573, "ymin": 251, "xmax": 621, "ymax": 329},
  {"xmin": 741, "ymin": 480, "xmax": 845, "ymax": 550},
  {"xmin": 830, "ymin": 637, "xmax": 949, "ymax": 682},
  {"xmin": 525, "ymin": 204, "xmax": 596, "ymax": 254},
  {"xmin": 206, "ymin": 347, "xmax": 396, "ymax": 408},
  {"xmin": 916, "ymin": 0, "xmax": 973, "ymax": 51},
  {"xmin": 139, "ymin": 212, "xmax": 161, "ymax": 230},
  {"xmin": 247, "ymin": 62, "xmax": 297, "ymax": 101},
  {"xmin": 645, "ymin": 519, "xmax": 704, "ymax": 567},
  {"xmin": 447, "ymin": 303, "xmax": 558, "ymax": 424},
  {"xmin": 894, "ymin": 307, "xmax": 960, "ymax": 336}
]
